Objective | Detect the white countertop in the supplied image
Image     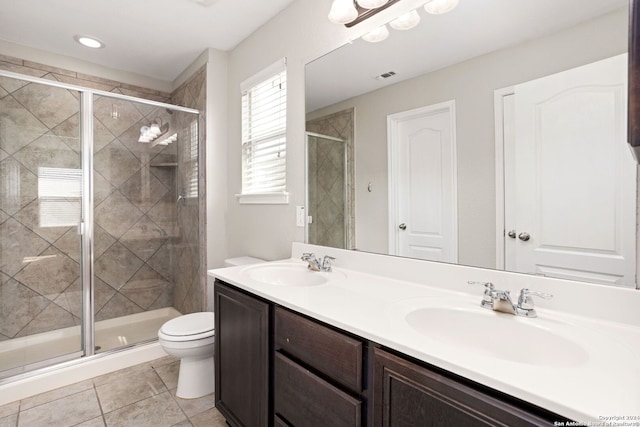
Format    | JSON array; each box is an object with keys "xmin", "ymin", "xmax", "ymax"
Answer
[{"xmin": 210, "ymin": 245, "xmax": 640, "ymax": 425}]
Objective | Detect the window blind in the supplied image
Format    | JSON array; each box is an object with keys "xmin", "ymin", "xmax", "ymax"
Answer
[
  {"xmin": 241, "ymin": 62, "xmax": 287, "ymax": 195},
  {"xmin": 187, "ymin": 119, "xmax": 198, "ymax": 198},
  {"xmin": 38, "ymin": 167, "xmax": 82, "ymax": 227}
]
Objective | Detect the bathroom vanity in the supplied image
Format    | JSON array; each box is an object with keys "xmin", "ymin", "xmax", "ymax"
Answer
[{"xmin": 210, "ymin": 243, "xmax": 640, "ymax": 427}]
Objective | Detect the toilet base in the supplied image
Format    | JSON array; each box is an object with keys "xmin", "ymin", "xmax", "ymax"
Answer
[{"xmin": 176, "ymin": 354, "xmax": 215, "ymax": 399}]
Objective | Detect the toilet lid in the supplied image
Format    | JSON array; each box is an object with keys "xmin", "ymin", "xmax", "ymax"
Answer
[{"xmin": 160, "ymin": 312, "xmax": 215, "ymax": 337}]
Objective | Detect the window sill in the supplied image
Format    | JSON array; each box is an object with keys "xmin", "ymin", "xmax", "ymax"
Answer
[{"xmin": 236, "ymin": 192, "xmax": 289, "ymax": 205}]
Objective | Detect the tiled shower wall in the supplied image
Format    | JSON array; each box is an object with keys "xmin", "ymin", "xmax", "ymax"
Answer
[
  {"xmin": 306, "ymin": 109, "xmax": 355, "ymax": 249},
  {"xmin": 170, "ymin": 66, "xmax": 205, "ymax": 315},
  {"xmin": 0, "ymin": 55, "xmax": 205, "ymax": 342}
]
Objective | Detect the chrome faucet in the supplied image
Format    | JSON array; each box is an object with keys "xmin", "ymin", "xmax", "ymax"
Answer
[
  {"xmin": 468, "ymin": 281, "xmax": 552, "ymax": 318},
  {"xmin": 301, "ymin": 253, "xmax": 335, "ymax": 272}
]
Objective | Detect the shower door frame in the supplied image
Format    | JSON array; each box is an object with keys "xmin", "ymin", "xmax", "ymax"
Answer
[{"xmin": 0, "ymin": 69, "xmax": 201, "ymax": 380}]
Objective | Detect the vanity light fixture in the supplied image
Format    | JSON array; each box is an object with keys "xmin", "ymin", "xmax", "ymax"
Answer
[
  {"xmin": 138, "ymin": 119, "xmax": 169, "ymax": 143},
  {"xmin": 330, "ymin": 0, "xmax": 460, "ymax": 43},
  {"xmin": 424, "ymin": 0, "xmax": 459, "ymax": 15},
  {"xmin": 329, "ymin": 0, "xmax": 401, "ymax": 27},
  {"xmin": 73, "ymin": 35, "xmax": 105, "ymax": 49}
]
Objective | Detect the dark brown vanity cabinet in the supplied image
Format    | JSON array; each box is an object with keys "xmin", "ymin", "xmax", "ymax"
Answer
[
  {"xmin": 214, "ymin": 280, "xmax": 562, "ymax": 427},
  {"xmin": 273, "ymin": 306, "xmax": 365, "ymax": 426},
  {"xmin": 372, "ymin": 348, "xmax": 555, "ymax": 427},
  {"xmin": 214, "ymin": 281, "xmax": 270, "ymax": 427}
]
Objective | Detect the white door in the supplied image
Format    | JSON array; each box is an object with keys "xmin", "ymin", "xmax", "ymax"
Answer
[
  {"xmin": 388, "ymin": 101, "xmax": 458, "ymax": 262},
  {"xmin": 506, "ymin": 54, "xmax": 636, "ymax": 286}
]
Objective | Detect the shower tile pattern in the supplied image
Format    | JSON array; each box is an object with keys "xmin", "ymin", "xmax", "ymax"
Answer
[
  {"xmin": 170, "ymin": 67, "xmax": 206, "ymax": 315},
  {"xmin": 0, "ymin": 56, "xmax": 204, "ymax": 353},
  {"xmin": 306, "ymin": 109, "xmax": 356, "ymax": 249}
]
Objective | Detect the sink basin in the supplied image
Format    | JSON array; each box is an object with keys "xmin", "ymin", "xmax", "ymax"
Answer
[
  {"xmin": 243, "ymin": 263, "xmax": 344, "ymax": 287},
  {"xmin": 405, "ymin": 306, "xmax": 589, "ymax": 367}
]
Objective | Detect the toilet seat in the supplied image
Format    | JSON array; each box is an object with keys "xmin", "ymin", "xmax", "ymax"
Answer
[{"xmin": 158, "ymin": 312, "xmax": 215, "ymax": 342}]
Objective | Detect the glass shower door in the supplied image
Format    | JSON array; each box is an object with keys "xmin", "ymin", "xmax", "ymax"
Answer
[
  {"xmin": 305, "ymin": 132, "xmax": 348, "ymax": 249},
  {"xmin": 0, "ymin": 76, "xmax": 84, "ymax": 377},
  {"xmin": 91, "ymin": 96, "xmax": 197, "ymax": 352}
]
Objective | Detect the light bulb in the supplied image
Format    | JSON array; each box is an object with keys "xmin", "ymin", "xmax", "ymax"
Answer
[
  {"xmin": 328, "ymin": 0, "xmax": 358, "ymax": 24},
  {"xmin": 362, "ymin": 25, "xmax": 389, "ymax": 43},
  {"xmin": 424, "ymin": 0, "xmax": 459, "ymax": 15},
  {"xmin": 356, "ymin": 0, "xmax": 389, "ymax": 9},
  {"xmin": 73, "ymin": 35, "xmax": 105, "ymax": 49},
  {"xmin": 390, "ymin": 10, "xmax": 421, "ymax": 30},
  {"xmin": 149, "ymin": 123, "xmax": 162, "ymax": 137}
]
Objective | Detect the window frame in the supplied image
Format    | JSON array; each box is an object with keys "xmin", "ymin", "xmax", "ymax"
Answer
[{"xmin": 237, "ymin": 58, "xmax": 289, "ymax": 205}]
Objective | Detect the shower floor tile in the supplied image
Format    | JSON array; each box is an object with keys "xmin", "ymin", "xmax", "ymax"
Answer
[{"xmin": 0, "ymin": 356, "xmax": 226, "ymax": 427}]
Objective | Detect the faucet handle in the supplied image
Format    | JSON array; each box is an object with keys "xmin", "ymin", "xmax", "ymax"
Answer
[
  {"xmin": 301, "ymin": 252, "xmax": 316, "ymax": 261},
  {"xmin": 516, "ymin": 288, "xmax": 553, "ymax": 317},
  {"xmin": 467, "ymin": 281, "xmax": 495, "ymax": 292},
  {"xmin": 518, "ymin": 288, "xmax": 553, "ymax": 308},
  {"xmin": 468, "ymin": 281, "xmax": 495, "ymax": 309},
  {"xmin": 322, "ymin": 255, "xmax": 335, "ymax": 272}
]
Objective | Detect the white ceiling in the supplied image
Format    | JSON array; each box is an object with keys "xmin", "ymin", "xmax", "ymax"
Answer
[
  {"xmin": 0, "ymin": 0, "xmax": 296, "ymax": 82},
  {"xmin": 306, "ymin": 0, "xmax": 628, "ymax": 113}
]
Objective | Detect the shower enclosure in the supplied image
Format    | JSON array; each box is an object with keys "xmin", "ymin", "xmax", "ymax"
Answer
[
  {"xmin": 305, "ymin": 132, "xmax": 349, "ymax": 249},
  {"xmin": 0, "ymin": 70, "xmax": 202, "ymax": 380}
]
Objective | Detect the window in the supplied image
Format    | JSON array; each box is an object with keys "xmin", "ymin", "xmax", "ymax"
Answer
[
  {"xmin": 238, "ymin": 58, "xmax": 288, "ymax": 204},
  {"xmin": 186, "ymin": 119, "xmax": 198, "ymax": 198},
  {"xmin": 38, "ymin": 167, "xmax": 82, "ymax": 227}
]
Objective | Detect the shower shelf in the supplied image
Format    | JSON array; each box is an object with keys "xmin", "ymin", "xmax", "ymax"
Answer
[{"xmin": 149, "ymin": 162, "xmax": 178, "ymax": 167}]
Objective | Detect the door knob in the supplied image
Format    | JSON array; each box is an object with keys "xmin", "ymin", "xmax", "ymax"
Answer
[
  {"xmin": 399, "ymin": 223, "xmax": 407, "ymax": 230},
  {"xmin": 518, "ymin": 232, "xmax": 531, "ymax": 241},
  {"xmin": 507, "ymin": 230, "xmax": 516, "ymax": 239}
]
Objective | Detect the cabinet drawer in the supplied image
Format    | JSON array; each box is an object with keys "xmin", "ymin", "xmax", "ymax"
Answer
[
  {"xmin": 275, "ymin": 307, "xmax": 363, "ymax": 392},
  {"xmin": 274, "ymin": 352, "xmax": 362, "ymax": 427}
]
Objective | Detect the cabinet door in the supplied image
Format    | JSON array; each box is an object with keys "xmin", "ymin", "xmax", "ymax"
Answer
[
  {"xmin": 373, "ymin": 348, "xmax": 554, "ymax": 427},
  {"xmin": 214, "ymin": 281, "xmax": 270, "ymax": 427}
]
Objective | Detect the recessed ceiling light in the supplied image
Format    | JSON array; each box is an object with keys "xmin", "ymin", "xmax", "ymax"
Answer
[{"xmin": 74, "ymin": 35, "xmax": 105, "ymax": 49}]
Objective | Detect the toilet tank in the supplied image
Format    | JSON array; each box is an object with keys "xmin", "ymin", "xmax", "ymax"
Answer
[{"xmin": 223, "ymin": 256, "xmax": 265, "ymax": 267}]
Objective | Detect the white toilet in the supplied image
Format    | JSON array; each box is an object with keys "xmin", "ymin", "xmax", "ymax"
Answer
[
  {"xmin": 158, "ymin": 312, "xmax": 215, "ymax": 399},
  {"xmin": 159, "ymin": 256, "xmax": 264, "ymax": 399}
]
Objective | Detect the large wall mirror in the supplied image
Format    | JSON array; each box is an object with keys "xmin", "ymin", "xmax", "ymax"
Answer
[{"xmin": 305, "ymin": 0, "xmax": 639, "ymax": 289}]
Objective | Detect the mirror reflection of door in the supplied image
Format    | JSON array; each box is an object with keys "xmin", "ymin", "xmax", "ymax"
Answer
[
  {"xmin": 305, "ymin": 132, "xmax": 349, "ymax": 249},
  {"xmin": 388, "ymin": 101, "xmax": 458, "ymax": 262},
  {"xmin": 499, "ymin": 54, "xmax": 636, "ymax": 286}
]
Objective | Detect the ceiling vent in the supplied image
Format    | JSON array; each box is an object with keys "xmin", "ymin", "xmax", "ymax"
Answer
[{"xmin": 375, "ymin": 71, "xmax": 397, "ymax": 80}]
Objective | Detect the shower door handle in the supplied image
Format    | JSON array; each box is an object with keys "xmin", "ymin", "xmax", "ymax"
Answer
[{"xmin": 77, "ymin": 222, "xmax": 85, "ymax": 236}]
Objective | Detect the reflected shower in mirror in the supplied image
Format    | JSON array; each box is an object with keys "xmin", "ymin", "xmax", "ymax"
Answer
[{"xmin": 305, "ymin": 0, "xmax": 638, "ymax": 288}]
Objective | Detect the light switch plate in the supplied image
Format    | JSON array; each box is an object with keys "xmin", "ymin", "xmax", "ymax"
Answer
[{"xmin": 296, "ymin": 206, "xmax": 305, "ymax": 227}]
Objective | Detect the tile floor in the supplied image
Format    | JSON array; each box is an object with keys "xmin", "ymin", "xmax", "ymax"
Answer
[{"xmin": 0, "ymin": 356, "xmax": 228, "ymax": 427}]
